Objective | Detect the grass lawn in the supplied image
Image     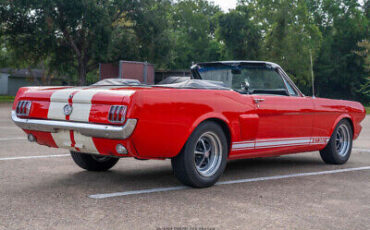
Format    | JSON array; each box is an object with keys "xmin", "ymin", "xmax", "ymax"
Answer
[
  {"xmin": 366, "ymin": 106, "xmax": 370, "ymax": 114},
  {"xmin": 0, "ymin": 96, "xmax": 15, "ymax": 103}
]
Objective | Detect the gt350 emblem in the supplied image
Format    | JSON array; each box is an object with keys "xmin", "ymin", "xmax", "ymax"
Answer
[
  {"xmin": 311, "ymin": 137, "xmax": 329, "ymax": 144},
  {"xmin": 63, "ymin": 104, "xmax": 73, "ymax": 116}
]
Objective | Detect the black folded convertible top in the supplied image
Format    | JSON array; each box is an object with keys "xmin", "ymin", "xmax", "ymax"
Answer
[
  {"xmin": 93, "ymin": 77, "xmax": 229, "ymax": 90},
  {"xmin": 156, "ymin": 79, "xmax": 229, "ymax": 90},
  {"xmin": 93, "ymin": 78, "xmax": 141, "ymax": 86}
]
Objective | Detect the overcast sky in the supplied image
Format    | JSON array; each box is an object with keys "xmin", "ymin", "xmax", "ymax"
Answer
[
  {"xmin": 209, "ymin": 0, "xmax": 365, "ymax": 12},
  {"xmin": 210, "ymin": 0, "xmax": 237, "ymax": 11}
]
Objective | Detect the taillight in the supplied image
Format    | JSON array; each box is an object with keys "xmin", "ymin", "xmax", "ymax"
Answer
[
  {"xmin": 16, "ymin": 100, "xmax": 32, "ymax": 117},
  {"xmin": 108, "ymin": 105, "xmax": 127, "ymax": 124}
]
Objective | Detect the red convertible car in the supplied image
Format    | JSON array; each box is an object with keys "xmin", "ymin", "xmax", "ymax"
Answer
[{"xmin": 12, "ymin": 61, "xmax": 366, "ymax": 187}]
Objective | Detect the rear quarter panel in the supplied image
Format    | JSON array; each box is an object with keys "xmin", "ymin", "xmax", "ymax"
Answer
[
  {"xmin": 313, "ymin": 98, "xmax": 366, "ymax": 140},
  {"xmin": 128, "ymin": 88, "xmax": 254, "ymax": 158}
]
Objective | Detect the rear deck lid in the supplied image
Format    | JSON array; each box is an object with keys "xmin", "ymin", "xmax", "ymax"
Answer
[{"xmin": 22, "ymin": 86, "xmax": 136, "ymax": 123}]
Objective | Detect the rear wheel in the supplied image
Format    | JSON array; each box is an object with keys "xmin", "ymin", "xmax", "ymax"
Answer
[
  {"xmin": 171, "ymin": 121, "xmax": 228, "ymax": 188},
  {"xmin": 70, "ymin": 151, "xmax": 119, "ymax": 171},
  {"xmin": 320, "ymin": 120, "xmax": 353, "ymax": 164}
]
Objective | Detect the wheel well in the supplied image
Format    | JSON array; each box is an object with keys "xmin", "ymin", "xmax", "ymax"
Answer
[
  {"xmin": 342, "ymin": 118, "xmax": 354, "ymax": 136},
  {"xmin": 332, "ymin": 117, "xmax": 354, "ymax": 138},
  {"xmin": 200, "ymin": 118, "xmax": 231, "ymax": 153}
]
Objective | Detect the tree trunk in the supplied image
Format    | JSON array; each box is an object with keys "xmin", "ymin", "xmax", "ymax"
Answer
[
  {"xmin": 78, "ymin": 58, "xmax": 87, "ymax": 86},
  {"xmin": 27, "ymin": 67, "xmax": 41, "ymax": 85}
]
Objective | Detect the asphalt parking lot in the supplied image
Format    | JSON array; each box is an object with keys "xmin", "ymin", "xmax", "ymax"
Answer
[{"xmin": 0, "ymin": 103, "xmax": 369, "ymax": 230}]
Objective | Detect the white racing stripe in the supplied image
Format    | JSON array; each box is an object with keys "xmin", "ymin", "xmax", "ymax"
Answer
[
  {"xmin": 47, "ymin": 86, "xmax": 135, "ymax": 122},
  {"xmin": 51, "ymin": 130, "xmax": 73, "ymax": 150},
  {"xmin": 47, "ymin": 88, "xmax": 78, "ymax": 120},
  {"xmin": 70, "ymin": 87, "xmax": 135, "ymax": 122},
  {"xmin": 69, "ymin": 89, "xmax": 95, "ymax": 122},
  {"xmin": 46, "ymin": 87, "xmax": 135, "ymax": 153},
  {"xmin": 0, "ymin": 154, "xmax": 70, "ymax": 161},
  {"xmin": 89, "ymin": 166, "xmax": 370, "ymax": 199},
  {"xmin": 73, "ymin": 131, "xmax": 99, "ymax": 154},
  {"xmin": 67, "ymin": 88, "xmax": 134, "ymax": 122}
]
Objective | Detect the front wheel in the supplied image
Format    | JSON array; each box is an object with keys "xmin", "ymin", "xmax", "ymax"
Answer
[
  {"xmin": 171, "ymin": 121, "xmax": 228, "ymax": 188},
  {"xmin": 320, "ymin": 120, "xmax": 353, "ymax": 164},
  {"xmin": 70, "ymin": 151, "xmax": 119, "ymax": 171}
]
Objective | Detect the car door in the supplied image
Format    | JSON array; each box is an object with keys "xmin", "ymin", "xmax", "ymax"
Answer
[{"xmin": 251, "ymin": 68, "xmax": 315, "ymax": 150}]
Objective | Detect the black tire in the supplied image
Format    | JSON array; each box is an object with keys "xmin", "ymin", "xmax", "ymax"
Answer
[
  {"xmin": 70, "ymin": 151, "xmax": 119, "ymax": 171},
  {"xmin": 171, "ymin": 121, "xmax": 228, "ymax": 188},
  {"xmin": 320, "ymin": 119, "xmax": 353, "ymax": 164}
]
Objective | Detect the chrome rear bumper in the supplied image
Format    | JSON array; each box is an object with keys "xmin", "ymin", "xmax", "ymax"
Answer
[{"xmin": 11, "ymin": 111, "xmax": 137, "ymax": 139}]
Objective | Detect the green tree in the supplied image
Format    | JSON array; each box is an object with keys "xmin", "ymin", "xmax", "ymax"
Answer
[
  {"xmin": 354, "ymin": 40, "xmax": 370, "ymax": 102},
  {"xmin": 250, "ymin": 0, "xmax": 322, "ymax": 95},
  {"xmin": 0, "ymin": 0, "xmax": 142, "ymax": 85},
  {"xmin": 0, "ymin": 34, "xmax": 58, "ymax": 85},
  {"xmin": 216, "ymin": 4, "xmax": 262, "ymax": 60},
  {"xmin": 169, "ymin": 0, "xmax": 222, "ymax": 69},
  {"xmin": 0, "ymin": 37, "xmax": 12, "ymax": 68},
  {"xmin": 106, "ymin": 0, "xmax": 173, "ymax": 69},
  {"xmin": 309, "ymin": 0, "xmax": 369, "ymax": 101}
]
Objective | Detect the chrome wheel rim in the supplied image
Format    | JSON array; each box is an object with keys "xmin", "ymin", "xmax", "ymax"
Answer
[
  {"xmin": 91, "ymin": 155, "xmax": 111, "ymax": 162},
  {"xmin": 194, "ymin": 132, "xmax": 223, "ymax": 177},
  {"xmin": 335, "ymin": 124, "xmax": 350, "ymax": 157}
]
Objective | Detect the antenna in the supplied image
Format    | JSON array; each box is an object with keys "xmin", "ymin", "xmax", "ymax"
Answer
[{"xmin": 310, "ymin": 49, "xmax": 315, "ymax": 98}]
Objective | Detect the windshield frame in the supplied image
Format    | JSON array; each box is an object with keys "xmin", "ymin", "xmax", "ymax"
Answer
[{"xmin": 191, "ymin": 61, "xmax": 304, "ymax": 97}]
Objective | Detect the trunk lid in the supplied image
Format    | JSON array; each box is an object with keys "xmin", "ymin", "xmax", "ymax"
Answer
[{"xmin": 19, "ymin": 86, "xmax": 137, "ymax": 124}]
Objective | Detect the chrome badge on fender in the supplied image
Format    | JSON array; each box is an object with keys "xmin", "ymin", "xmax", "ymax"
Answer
[{"xmin": 63, "ymin": 104, "xmax": 73, "ymax": 116}]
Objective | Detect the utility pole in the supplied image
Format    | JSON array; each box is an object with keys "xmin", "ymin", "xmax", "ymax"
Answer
[{"xmin": 310, "ymin": 49, "xmax": 315, "ymax": 98}]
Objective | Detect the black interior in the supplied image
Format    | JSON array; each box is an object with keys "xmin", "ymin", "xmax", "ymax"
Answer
[{"xmin": 251, "ymin": 89, "xmax": 289, "ymax": 96}]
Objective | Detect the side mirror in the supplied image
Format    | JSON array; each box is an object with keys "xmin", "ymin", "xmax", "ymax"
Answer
[
  {"xmin": 231, "ymin": 69, "xmax": 241, "ymax": 74},
  {"xmin": 241, "ymin": 79, "xmax": 250, "ymax": 92}
]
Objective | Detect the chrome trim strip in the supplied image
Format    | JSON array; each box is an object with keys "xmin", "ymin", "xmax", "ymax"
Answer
[
  {"xmin": 11, "ymin": 110, "xmax": 137, "ymax": 140},
  {"xmin": 255, "ymin": 139, "xmax": 310, "ymax": 147},
  {"xmin": 232, "ymin": 142, "xmax": 255, "ymax": 149},
  {"xmin": 232, "ymin": 136, "xmax": 330, "ymax": 151}
]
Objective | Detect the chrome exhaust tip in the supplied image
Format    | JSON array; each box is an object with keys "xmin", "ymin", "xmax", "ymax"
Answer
[
  {"xmin": 27, "ymin": 134, "xmax": 36, "ymax": 142},
  {"xmin": 116, "ymin": 144, "xmax": 127, "ymax": 154}
]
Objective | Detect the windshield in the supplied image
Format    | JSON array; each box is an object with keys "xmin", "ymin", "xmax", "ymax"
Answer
[{"xmin": 197, "ymin": 63, "xmax": 288, "ymax": 95}]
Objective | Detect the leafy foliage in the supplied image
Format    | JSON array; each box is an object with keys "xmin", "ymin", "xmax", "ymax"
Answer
[
  {"xmin": 0, "ymin": 0, "xmax": 144, "ymax": 85},
  {"xmin": 168, "ymin": 0, "xmax": 222, "ymax": 69},
  {"xmin": 216, "ymin": 4, "xmax": 261, "ymax": 60},
  {"xmin": 255, "ymin": 0, "xmax": 322, "ymax": 95},
  {"xmin": 0, "ymin": 0, "xmax": 368, "ymax": 103},
  {"xmin": 309, "ymin": 0, "xmax": 368, "ymax": 101}
]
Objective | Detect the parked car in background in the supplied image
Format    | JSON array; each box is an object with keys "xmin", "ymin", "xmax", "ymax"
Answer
[{"xmin": 11, "ymin": 61, "xmax": 366, "ymax": 187}]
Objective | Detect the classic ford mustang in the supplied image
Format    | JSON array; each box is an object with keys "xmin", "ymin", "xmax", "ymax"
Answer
[{"xmin": 12, "ymin": 61, "xmax": 366, "ymax": 187}]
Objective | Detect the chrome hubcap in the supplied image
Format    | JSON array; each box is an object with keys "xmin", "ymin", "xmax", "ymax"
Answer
[
  {"xmin": 194, "ymin": 132, "xmax": 222, "ymax": 177},
  {"xmin": 335, "ymin": 124, "xmax": 350, "ymax": 157}
]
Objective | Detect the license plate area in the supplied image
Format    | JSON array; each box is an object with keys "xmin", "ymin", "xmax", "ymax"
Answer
[{"xmin": 51, "ymin": 130, "xmax": 99, "ymax": 154}]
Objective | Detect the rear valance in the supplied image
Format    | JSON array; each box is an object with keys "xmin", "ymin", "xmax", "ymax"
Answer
[{"xmin": 11, "ymin": 111, "xmax": 137, "ymax": 140}]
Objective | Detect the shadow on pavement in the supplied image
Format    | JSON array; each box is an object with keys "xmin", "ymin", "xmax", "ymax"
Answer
[{"xmin": 28, "ymin": 154, "xmax": 326, "ymax": 194}]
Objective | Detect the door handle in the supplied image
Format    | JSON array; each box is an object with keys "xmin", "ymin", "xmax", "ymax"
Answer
[
  {"xmin": 254, "ymin": 98, "xmax": 264, "ymax": 108},
  {"xmin": 254, "ymin": 98, "xmax": 265, "ymax": 103}
]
